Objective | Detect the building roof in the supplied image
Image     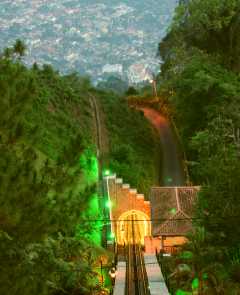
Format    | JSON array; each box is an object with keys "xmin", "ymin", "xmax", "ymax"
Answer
[{"xmin": 150, "ymin": 187, "xmax": 200, "ymax": 236}]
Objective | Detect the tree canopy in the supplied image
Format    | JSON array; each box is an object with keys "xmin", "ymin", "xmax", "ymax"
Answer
[
  {"xmin": 0, "ymin": 43, "xmax": 107, "ymax": 294},
  {"xmin": 158, "ymin": 0, "xmax": 240, "ymax": 292}
]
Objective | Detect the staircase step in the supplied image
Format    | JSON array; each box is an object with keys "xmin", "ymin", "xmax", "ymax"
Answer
[
  {"xmin": 116, "ymin": 178, "xmax": 123, "ymax": 184},
  {"xmin": 137, "ymin": 194, "xmax": 144, "ymax": 200},
  {"xmin": 129, "ymin": 188, "xmax": 137, "ymax": 194}
]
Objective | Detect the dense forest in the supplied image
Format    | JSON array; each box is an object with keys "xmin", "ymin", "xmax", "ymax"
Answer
[
  {"xmin": 0, "ymin": 41, "xmax": 105, "ymax": 295},
  {"xmin": 0, "ymin": 41, "xmax": 159, "ymax": 294},
  {"xmin": 2, "ymin": 1, "xmax": 240, "ymax": 294},
  {"xmin": 158, "ymin": 0, "xmax": 240, "ymax": 293}
]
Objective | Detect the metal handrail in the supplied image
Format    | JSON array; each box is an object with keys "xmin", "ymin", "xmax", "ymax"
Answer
[{"xmin": 124, "ymin": 215, "xmax": 150, "ymax": 295}]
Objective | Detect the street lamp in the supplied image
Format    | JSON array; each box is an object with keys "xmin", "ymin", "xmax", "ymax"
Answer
[{"xmin": 105, "ymin": 175, "xmax": 114, "ymax": 243}]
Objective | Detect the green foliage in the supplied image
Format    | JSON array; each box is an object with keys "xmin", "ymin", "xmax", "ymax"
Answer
[
  {"xmin": 159, "ymin": 0, "xmax": 240, "ymax": 293},
  {"xmin": 13, "ymin": 39, "xmax": 27, "ymax": 57},
  {"xmin": 159, "ymin": 0, "xmax": 240, "ymax": 239},
  {"xmin": 169, "ymin": 0, "xmax": 240, "ymax": 72},
  {"xmin": 0, "ymin": 46, "xmax": 108, "ymax": 294},
  {"xmin": 96, "ymin": 90, "xmax": 160, "ymax": 195},
  {"xmin": 0, "ymin": 233, "xmax": 106, "ymax": 295},
  {"xmin": 125, "ymin": 86, "xmax": 139, "ymax": 96},
  {"xmin": 176, "ymin": 290, "xmax": 191, "ymax": 295},
  {"xmin": 97, "ymin": 76, "xmax": 129, "ymax": 94},
  {"xmin": 0, "ymin": 39, "xmax": 27, "ymax": 60}
]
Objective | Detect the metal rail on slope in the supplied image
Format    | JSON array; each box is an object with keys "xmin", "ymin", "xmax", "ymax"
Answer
[
  {"xmin": 125, "ymin": 218, "xmax": 133, "ymax": 295},
  {"xmin": 88, "ymin": 94, "xmax": 108, "ymax": 248},
  {"xmin": 134, "ymin": 215, "xmax": 150, "ymax": 295},
  {"xmin": 125, "ymin": 215, "xmax": 150, "ymax": 295}
]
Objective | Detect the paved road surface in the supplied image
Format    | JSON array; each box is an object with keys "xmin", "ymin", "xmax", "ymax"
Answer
[{"xmin": 141, "ymin": 108, "xmax": 185, "ymax": 187}]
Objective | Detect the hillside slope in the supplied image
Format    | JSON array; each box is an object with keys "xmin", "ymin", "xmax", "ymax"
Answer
[
  {"xmin": 0, "ymin": 43, "xmax": 161, "ymax": 294},
  {"xmin": 0, "ymin": 50, "xmax": 107, "ymax": 294},
  {"xmin": 95, "ymin": 89, "xmax": 161, "ymax": 196},
  {"xmin": 157, "ymin": 0, "xmax": 240, "ymax": 293}
]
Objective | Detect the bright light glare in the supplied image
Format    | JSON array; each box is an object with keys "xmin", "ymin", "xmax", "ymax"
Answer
[
  {"xmin": 106, "ymin": 201, "xmax": 112, "ymax": 208},
  {"xmin": 104, "ymin": 169, "xmax": 110, "ymax": 176},
  {"xmin": 170, "ymin": 208, "xmax": 177, "ymax": 214}
]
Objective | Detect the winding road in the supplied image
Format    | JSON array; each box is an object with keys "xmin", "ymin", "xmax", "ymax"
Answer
[{"xmin": 141, "ymin": 108, "xmax": 185, "ymax": 187}]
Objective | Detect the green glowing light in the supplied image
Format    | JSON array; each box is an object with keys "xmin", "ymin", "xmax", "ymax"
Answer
[
  {"xmin": 179, "ymin": 251, "xmax": 193, "ymax": 259},
  {"xmin": 176, "ymin": 290, "xmax": 191, "ymax": 295},
  {"xmin": 79, "ymin": 149, "xmax": 98, "ymax": 182},
  {"xmin": 192, "ymin": 278, "xmax": 199, "ymax": 290},
  {"xmin": 110, "ymin": 232, "xmax": 115, "ymax": 239},
  {"xmin": 106, "ymin": 200, "xmax": 112, "ymax": 208},
  {"xmin": 76, "ymin": 193, "xmax": 102, "ymax": 246},
  {"xmin": 202, "ymin": 273, "xmax": 208, "ymax": 280},
  {"xmin": 170, "ymin": 208, "xmax": 177, "ymax": 214},
  {"xmin": 103, "ymin": 169, "xmax": 110, "ymax": 176}
]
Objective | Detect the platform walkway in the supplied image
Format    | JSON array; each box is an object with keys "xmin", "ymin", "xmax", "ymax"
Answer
[
  {"xmin": 113, "ymin": 261, "xmax": 126, "ymax": 295},
  {"xmin": 144, "ymin": 254, "xmax": 169, "ymax": 295}
]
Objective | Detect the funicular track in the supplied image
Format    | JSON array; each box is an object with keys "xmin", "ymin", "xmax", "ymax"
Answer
[{"xmin": 125, "ymin": 215, "xmax": 150, "ymax": 295}]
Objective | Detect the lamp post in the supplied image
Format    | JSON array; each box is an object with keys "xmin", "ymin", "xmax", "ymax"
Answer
[{"xmin": 104, "ymin": 173, "xmax": 115, "ymax": 245}]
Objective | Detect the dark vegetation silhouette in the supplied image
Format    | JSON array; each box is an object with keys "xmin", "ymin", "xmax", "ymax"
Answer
[
  {"xmin": 157, "ymin": 0, "xmax": 240, "ymax": 293},
  {"xmin": 0, "ymin": 40, "xmax": 159, "ymax": 294}
]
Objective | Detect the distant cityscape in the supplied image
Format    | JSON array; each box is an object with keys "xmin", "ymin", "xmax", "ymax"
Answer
[{"xmin": 0, "ymin": 0, "xmax": 178, "ymax": 84}]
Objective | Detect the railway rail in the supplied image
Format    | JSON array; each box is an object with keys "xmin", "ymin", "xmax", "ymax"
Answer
[{"xmin": 125, "ymin": 215, "xmax": 150, "ymax": 295}]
